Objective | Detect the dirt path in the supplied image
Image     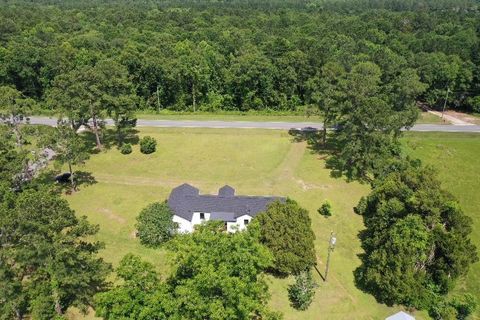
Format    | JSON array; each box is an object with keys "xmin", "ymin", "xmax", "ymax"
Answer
[
  {"xmin": 269, "ymin": 141, "xmax": 324, "ymax": 190},
  {"xmin": 93, "ymin": 173, "xmax": 206, "ymax": 188},
  {"xmin": 428, "ymin": 110, "xmax": 476, "ymax": 125},
  {"xmin": 272, "ymin": 141, "xmax": 307, "ymax": 181}
]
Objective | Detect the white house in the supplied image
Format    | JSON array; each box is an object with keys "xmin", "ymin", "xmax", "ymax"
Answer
[{"xmin": 168, "ymin": 184, "xmax": 284, "ymax": 233}]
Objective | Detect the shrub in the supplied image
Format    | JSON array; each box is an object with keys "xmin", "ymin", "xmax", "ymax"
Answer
[
  {"xmin": 451, "ymin": 294, "xmax": 477, "ymax": 320},
  {"xmin": 139, "ymin": 136, "xmax": 157, "ymax": 154},
  {"xmin": 136, "ymin": 202, "xmax": 177, "ymax": 247},
  {"xmin": 120, "ymin": 143, "xmax": 132, "ymax": 154},
  {"xmin": 288, "ymin": 270, "xmax": 317, "ymax": 310},
  {"xmin": 318, "ymin": 200, "xmax": 332, "ymax": 216},
  {"xmin": 429, "ymin": 294, "xmax": 477, "ymax": 320}
]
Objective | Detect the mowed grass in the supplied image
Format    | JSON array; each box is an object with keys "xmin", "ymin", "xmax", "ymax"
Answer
[{"xmin": 65, "ymin": 128, "xmax": 480, "ymax": 320}]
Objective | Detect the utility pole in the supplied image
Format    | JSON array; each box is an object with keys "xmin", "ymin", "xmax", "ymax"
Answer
[
  {"xmin": 324, "ymin": 231, "xmax": 336, "ymax": 282},
  {"xmin": 441, "ymin": 87, "xmax": 450, "ymax": 120},
  {"xmin": 156, "ymin": 85, "xmax": 161, "ymax": 114}
]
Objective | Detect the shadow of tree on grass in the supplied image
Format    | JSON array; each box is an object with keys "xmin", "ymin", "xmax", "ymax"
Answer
[
  {"xmin": 288, "ymin": 128, "xmax": 350, "ymax": 180},
  {"xmin": 80, "ymin": 127, "xmax": 139, "ymax": 153},
  {"xmin": 34, "ymin": 169, "xmax": 97, "ymax": 194}
]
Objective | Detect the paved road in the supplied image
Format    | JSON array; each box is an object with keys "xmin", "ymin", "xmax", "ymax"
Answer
[{"xmin": 21, "ymin": 116, "xmax": 480, "ymax": 132}]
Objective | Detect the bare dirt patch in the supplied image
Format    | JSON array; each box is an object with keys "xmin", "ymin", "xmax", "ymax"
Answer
[
  {"xmin": 427, "ymin": 109, "xmax": 479, "ymax": 125},
  {"xmin": 98, "ymin": 208, "xmax": 126, "ymax": 224},
  {"xmin": 444, "ymin": 110, "xmax": 480, "ymax": 124}
]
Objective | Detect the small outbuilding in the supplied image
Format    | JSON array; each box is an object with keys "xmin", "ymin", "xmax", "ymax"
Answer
[{"xmin": 386, "ymin": 311, "xmax": 415, "ymax": 320}]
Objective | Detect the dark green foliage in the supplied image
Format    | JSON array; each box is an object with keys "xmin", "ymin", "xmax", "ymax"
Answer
[
  {"xmin": 354, "ymin": 159, "xmax": 478, "ymax": 311},
  {"xmin": 0, "ymin": 188, "xmax": 111, "ymax": 319},
  {"xmin": 452, "ymin": 294, "xmax": 477, "ymax": 320},
  {"xmin": 288, "ymin": 270, "xmax": 318, "ymax": 311},
  {"xmin": 41, "ymin": 120, "xmax": 90, "ymax": 191},
  {"xmin": 45, "ymin": 60, "xmax": 136, "ymax": 149},
  {"xmin": 0, "ymin": 85, "xmax": 35, "ymax": 148},
  {"xmin": 256, "ymin": 199, "xmax": 316, "ymax": 275},
  {"xmin": 95, "ymin": 222, "xmax": 281, "ymax": 320},
  {"xmin": 0, "ymin": 1, "xmax": 478, "ymax": 113},
  {"xmin": 94, "ymin": 254, "xmax": 161, "ymax": 319},
  {"xmin": 135, "ymin": 202, "xmax": 177, "ymax": 247},
  {"xmin": 326, "ymin": 62, "xmax": 426, "ymax": 181},
  {"xmin": 119, "ymin": 143, "xmax": 132, "ymax": 155},
  {"xmin": 429, "ymin": 294, "xmax": 477, "ymax": 320},
  {"xmin": 0, "ymin": 127, "xmax": 27, "ymax": 188},
  {"xmin": 139, "ymin": 136, "xmax": 157, "ymax": 154},
  {"xmin": 318, "ymin": 200, "xmax": 332, "ymax": 217}
]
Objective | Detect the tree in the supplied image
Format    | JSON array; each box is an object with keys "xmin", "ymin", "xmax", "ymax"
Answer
[
  {"xmin": 136, "ymin": 202, "xmax": 177, "ymax": 247},
  {"xmin": 95, "ymin": 222, "xmax": 281, "ymax": 320},
  {"xmin": 94, "ymin": 254, "xmax": 162, "ymax": 320},
  {"xmin": 0, "ymin": 127, "xmax": 28, "ymax": 188},
  {"xmin": 94, "ymin": 59, "xmax": 137, "ymax": 146},
  {"xmin": 42, "ymin": 120, "xmax": 89, "ymax": 191},
  {"xmin": 227, "ymin": 49, "xmax": 276, "ymax": 111},
  {"xmin": 288, "ymin": 270, "xmax": 318, "ymax": 310},
  {"xmin": 330, "ymin": 62, "xmax": 421, "ymax": 181},
  {"xmin": 415, "ymin": 52, "xmax": 473, "ymax": 109},
  {"xmin": 256, "ymin": 199, "xmax": 316, "ymax": 275},
  {"xmin": 46, "ymin": 60, "xmax": 137, "ymax": 149},
  {"xmin": 0, "ymin": 188, "xmax": 111, "ymax": 319},
  {"xmin": 354, "ymin": 159, "xmax": 478, "ymax": 310},
  {"xmin": 46, "ymin": 65, "xmax": 103, "ymax": 147},
  {"xmin": 0, "ymin": 85, "xmax": 34, "ymax": 148},
  {"xmin": 171, "ymin": 40, "xmax": 224, "ymax": 111},
  {"xmin": 306, "ymin": 62, "xmax": 346, "ymax": 146}
]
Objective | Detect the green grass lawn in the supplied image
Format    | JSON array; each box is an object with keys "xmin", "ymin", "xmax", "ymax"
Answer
[{"xmin": 64, "ymin": 128, "xmax": 479, "ymax": 320}]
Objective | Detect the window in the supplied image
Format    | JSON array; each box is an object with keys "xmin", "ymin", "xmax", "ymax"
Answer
[
  {"xmin": 244, "ymin": 219, "xmax": 249, "ymax": 225},
  {"xmin": 200, "ymin": 212, "xmax": 205, "ymax": 220}
]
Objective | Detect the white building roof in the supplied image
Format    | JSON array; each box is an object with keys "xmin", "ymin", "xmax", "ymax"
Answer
[{"xmin": 386, "ymin": 311, "xmax": 415, "ymax": 320}]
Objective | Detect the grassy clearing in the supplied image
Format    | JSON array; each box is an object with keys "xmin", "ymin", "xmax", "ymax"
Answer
[{"xmin": 65, "ymin": 128, "xmax": 479, "ymax": 320}]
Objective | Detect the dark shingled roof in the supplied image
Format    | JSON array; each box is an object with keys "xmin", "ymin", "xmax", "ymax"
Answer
[
  {"xmin": 168, "ymin": 184, "xmax": 285, "ymax": 222},
  {"xmin": 210, "ymin": 212, "xmax": 236, "ymax": 222}
]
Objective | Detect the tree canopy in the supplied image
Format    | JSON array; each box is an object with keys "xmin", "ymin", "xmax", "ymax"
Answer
[
  {"xmin": 135, "ymin": 202, "xmax": 177, "ymax": 247},
  {"xmin": 354, "ymin": 159, "xmax": 478, "ymax": 311},
  {"xmin": 95, "ymin": 221, "xmax": 280, "ymax": 320},
  {"xmin": 0, "ymin": 0, "xmax": 478, "ymax": 113},
  {"xmin": 0, "ymin": 187, "xmax": 111, "ymax": 319},
  {"xmin": 256, "ymin": 199, "xmax": 316, "ymax": 275}
]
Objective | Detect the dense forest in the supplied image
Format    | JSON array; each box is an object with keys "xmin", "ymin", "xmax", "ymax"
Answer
[{"xmin": 0, "ymin": 0, "xmax": 479, "ymax": 113}]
